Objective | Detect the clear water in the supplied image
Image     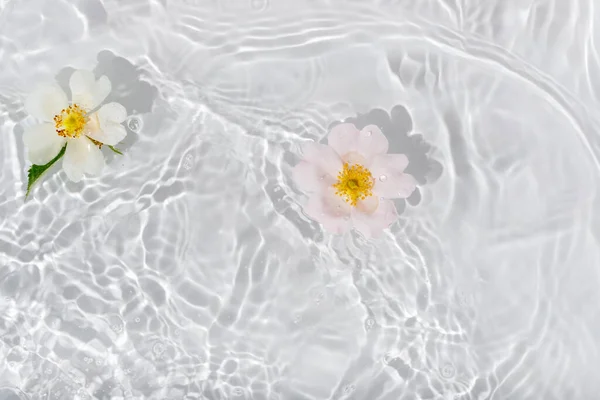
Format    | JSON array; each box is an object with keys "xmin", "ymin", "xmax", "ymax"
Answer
[{"xmin": 1, "ymin": 0, "xmax": 600, "ymax": 399}]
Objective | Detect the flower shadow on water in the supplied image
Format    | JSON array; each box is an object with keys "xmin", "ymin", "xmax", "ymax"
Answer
[
  {"xmin": 56, "ymin": 49, "xmax": 158, "ymax": 154},
  {"xmin": 16, "ymin": 50, "xmax": 158, "ymax": 196},
  {"xmin": 332, "ymin": 105, "xmax": 443, "ymax": 215}
]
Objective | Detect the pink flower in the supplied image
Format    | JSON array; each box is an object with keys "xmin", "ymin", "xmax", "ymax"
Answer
[{"xmin": 293, "ymin": 123, "xmax": 417, "ymax": 238}]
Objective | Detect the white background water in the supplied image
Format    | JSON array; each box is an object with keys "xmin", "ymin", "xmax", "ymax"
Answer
[{"xmin": 1, "ymin": 0, "xmax": 600, "ymax": 399}]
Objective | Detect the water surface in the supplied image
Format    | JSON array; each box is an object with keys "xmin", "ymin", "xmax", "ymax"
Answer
[{"xmin": 1, "ymin": 0, "xmax": 600, "ymax": 399}]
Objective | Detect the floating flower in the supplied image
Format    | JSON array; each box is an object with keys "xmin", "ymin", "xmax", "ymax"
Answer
[
  {"xmin": 293, "ymin": 123, "xmax": 417, "ymax": 238},
  {"xmin": 23, "ymin": 69, "xmax": 128, "ymax": 196}
]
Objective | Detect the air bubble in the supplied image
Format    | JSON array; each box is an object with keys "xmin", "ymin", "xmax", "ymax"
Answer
[
  {"xmin": 343, "ymin": 384, "xmax": 355, "ymax": 394},
  {"xmin": 440, "ymin": 363, "xmax": 456, "ymax": 379},
  {"xmin": 183, "ymin": 153, "xmax": 194, "ymax": 170},
  {"xmin": 232, "ymin": 387, "xmax": 244, "ymax": 396},
  {"xmin": 135, "ymin": 318, "xmax": 140, "ymax": 322},
  {"xmin": 127, "ymin": 117, "xmax": 141, "ymax": 132},
  {"xmin": 153, "ymin": 342, "xmax": 165, "ymax": 355}
]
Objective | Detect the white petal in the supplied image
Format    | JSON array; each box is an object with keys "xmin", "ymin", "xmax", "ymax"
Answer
[
  {"xmin": 23, "ymin": 123, "xmax": 66, "ymax": 165},
  {"xmin": 69, "ymin": 69, "xmax": 95, "ymax": 106},
  {"xmin": 86, "ymin": 102, "xmax": 128, "ymax": 145},
  {"xmin": 69, "ymin": 70, "xmax": 112, "ymax": 110},
  {"xmin": 62, "ymin": 137, "xmax": 105, "ymax": 182},
  {"xmin": 92, "ymin": 76, "xmax": 112, "ymax": 109},
  {"xmin": 98, "ymin": 102, "xmax": 127, "ymax": 123},
  {"xmin": 25, "ymin": 84, "xmax": 68, "ymax": 121}
]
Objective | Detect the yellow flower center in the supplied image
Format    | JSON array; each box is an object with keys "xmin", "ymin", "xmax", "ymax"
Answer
[
  {"xmin": 333, "ymin": 162, "xmax": 374, "ymax": 206},
  {"xmin": 54, "ymin": 104, "xmax": 87, "ymax": 138}
]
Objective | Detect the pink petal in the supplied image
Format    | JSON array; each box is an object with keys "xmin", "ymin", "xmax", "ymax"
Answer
[
  {"xmin": 355, "ymin": 195, "xmax": 379, "ymax": 214},
  {"xmin": 327, "ymin": 123, "xmax": 360, "ymax": 158},
  {"xmin": 369, "ymin": 154, "xmax": 409, "ymax": 174},
  {"xmin": 370, "ymin": 154, "xmax": 417, "ymax": 199},
  {"xmin": 303, "ymin": 188, "xmax": 352, "ymax": 234},
  {"xmin": 357, "ymin": 124, "xmax": 388, "ymax": 160},
  {"xmin": 327, "ymin": 123, "xmax": 389, "ymax": 162},
  {"xmin": 300, "ymin": 141, "xmax": 343, "ymax": 177},
  {"xmin": 292, "ymin": 161, "xmax": 336, "ymax": 193},
  {"xmin": 373, "ymin": 173, "xmax": 417, "ymax": 199},
  {"xmin": 351, "ymin": 198, "xmax": 398, "ymax": 239}
]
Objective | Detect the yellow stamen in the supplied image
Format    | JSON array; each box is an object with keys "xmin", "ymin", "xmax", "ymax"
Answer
[
  {"xmin": 88, "ymin": 137, "xmax": 103, "ymax": 148},
  {"xmin": 54, "ymin": 104, "xmax": 87, "ymax": 138},
  {"xmin": 333, "ymin": 162, "xmax": 374, "ymax": 206}
]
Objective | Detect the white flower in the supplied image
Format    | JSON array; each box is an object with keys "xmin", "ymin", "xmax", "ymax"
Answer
[{"xmin": 23, "ymin": 69, "xmax": 128, "ymax": 182}]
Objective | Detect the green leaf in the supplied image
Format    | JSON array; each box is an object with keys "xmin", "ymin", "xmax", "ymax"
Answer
[
  {"xmin": 25, "ymin": 144, "xmax": 67, "ymax": 199},
  {"xmin": 108, "ymin": 145, "xmax": 123, "ymax": 155}
]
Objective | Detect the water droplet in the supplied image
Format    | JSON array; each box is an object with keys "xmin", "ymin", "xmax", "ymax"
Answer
[
  {"xmin": 232, "ymin": 387, "xmax": 244, "ymax": 396},
  {"xmin": 127, "ymin": 117, "xmax": 141, "ymax": 132},
  {"xmin": 379, "ymin": 175, "xmax": 387, "ymax": 182},
  {"xmin": 314, "ymin": 292, "xmax": 324, "ymax": 304},
  {"xmin": 440, "ymin": 363, "xmax": 456, "ymax": 379},
  {"xmin": 363, "ymin": 130, "xmax": 372, "ymax": 137},
  {"xmin": 319, "ymin": 174, "xmax": 327, "ymax": 180},
  {"xmin": 343, "ymin": 384, "xmax": 355, "ymax": 394},
  {"xmin": 153, "ymin": 342, "xmax": 165, "ymax": 355}
]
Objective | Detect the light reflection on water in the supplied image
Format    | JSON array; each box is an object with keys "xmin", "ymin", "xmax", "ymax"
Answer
[{"xmin": 1, "ymin": 0, "xmax": 600, "ymax": 399}]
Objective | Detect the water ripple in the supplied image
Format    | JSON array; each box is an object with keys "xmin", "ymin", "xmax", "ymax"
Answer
[{"xmin": 1, "ymin": 0, "xmax": 600, "ymax": 399}]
